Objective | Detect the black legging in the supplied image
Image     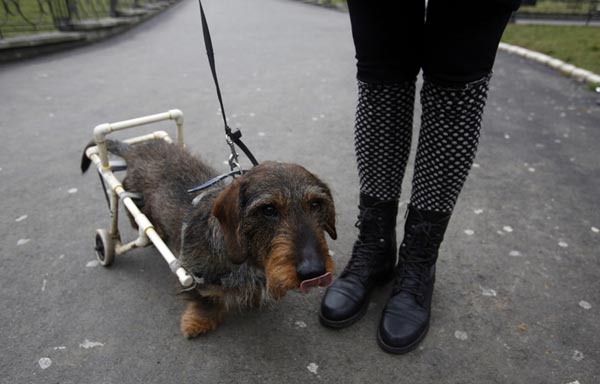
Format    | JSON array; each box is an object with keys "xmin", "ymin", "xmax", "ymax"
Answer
[{"xmin": 347, "ymin": 0, "xmax": 520, "ymax": 85}]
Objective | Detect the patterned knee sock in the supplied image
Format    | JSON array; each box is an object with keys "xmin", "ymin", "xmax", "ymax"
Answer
[
  {"xmin": 410, "ymin": 74, "xmax": 491, "ymax": 213},
  {"xmin": 354, "ymin": 79, "xmax": 416, "ymax": 201}
]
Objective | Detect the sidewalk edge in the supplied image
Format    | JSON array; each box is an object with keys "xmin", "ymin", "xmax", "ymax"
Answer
[{"xmin": 499, "ymin": 42, "xmax": 600, "ymax": 85}]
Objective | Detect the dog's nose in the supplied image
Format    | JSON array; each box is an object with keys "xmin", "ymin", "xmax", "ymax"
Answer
[
  {"xmin": 296, "ymin": 250, "xmax": 326, "ymax": 281},
  {"xmin": 297, "ymin": 260, "xmax": 326, "ymax": 281}
]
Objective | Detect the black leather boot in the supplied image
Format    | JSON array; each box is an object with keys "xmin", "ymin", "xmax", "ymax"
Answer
[
  {"xmin": 320, "ymin": 194, "xmax": 398, "ymax": 328},
  {"xmin": 377, "ymin": 205, "xmax": 450, "ymax": 354}
]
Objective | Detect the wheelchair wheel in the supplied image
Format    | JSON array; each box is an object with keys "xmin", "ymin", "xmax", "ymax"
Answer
[{"xmin": 94, "ymin": 229, "xmax": 115, "ymax": 267}]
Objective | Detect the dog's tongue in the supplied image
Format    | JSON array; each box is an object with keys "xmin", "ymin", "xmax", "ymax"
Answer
[{"xmin": 300, "ymin": 272, "xmax": 333, "ymax": 294}]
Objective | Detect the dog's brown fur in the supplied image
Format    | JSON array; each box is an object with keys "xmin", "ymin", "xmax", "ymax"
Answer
[{"xmin": 82, "ymin": 139, "xmax": 336, "ymax": 338}]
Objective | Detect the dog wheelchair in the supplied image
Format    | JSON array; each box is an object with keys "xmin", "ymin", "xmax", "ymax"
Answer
[{"xmin": 84, "ymin": 109, "xmax": 194, "ymax": 288}]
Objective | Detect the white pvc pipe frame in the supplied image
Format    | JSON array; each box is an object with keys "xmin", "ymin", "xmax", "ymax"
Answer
[{"xmin": 85, "ymin": 109, "xmax": 194, "ymax": 287}]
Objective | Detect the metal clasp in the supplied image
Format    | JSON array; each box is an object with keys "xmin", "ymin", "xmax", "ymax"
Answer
[{"xmin": 226, "ymin": 134, "xmax": 242, "ymax": 173}]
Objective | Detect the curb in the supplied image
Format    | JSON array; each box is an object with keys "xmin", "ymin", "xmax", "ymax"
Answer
[{"xmin": 499, "ymin": 42, "xmax": 600, "ymax": 85}]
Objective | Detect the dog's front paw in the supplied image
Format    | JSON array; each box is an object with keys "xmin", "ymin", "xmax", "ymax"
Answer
[{"xmin": 180, "ymin": 302, "xmax": 223, "ymax": 339}]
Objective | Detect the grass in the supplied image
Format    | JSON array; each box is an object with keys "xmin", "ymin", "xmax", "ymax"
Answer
[
  {"xmin": 0, "ymin": 0, "xmax": 143, "ymax": 38},
  {"xmin": 0, "ymin": 0, "xmax": 57, "ymax": 37},
  {"xmin": 502, "ymin": 24, "xmax": 600, "ymax": 75},
  {"xmin": 519, "ymin": 1, "xmax": 596, "ymax": 15},
  {"xmin": 305, "ymin": 0, "xmax": 347, "ymax": 8}
]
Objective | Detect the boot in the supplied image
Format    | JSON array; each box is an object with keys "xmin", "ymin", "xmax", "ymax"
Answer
[
  {"xmin": 377, "ymin": 205, "xmax": 450, "ymax": 354},
  {"xmin": 320, "ymin": 194, "xmax": 398, "ymax": 328}
]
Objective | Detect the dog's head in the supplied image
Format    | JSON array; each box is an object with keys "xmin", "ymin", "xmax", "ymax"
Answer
[{"xmin": 211, "ymin": 161, "xmax": 336, "ymax": 298}]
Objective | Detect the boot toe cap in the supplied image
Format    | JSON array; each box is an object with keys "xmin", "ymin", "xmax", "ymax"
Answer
[
  {"xmin": 378, "ymin": 296, "xmax": 430, "ymax": 353},
  {"xmin": 320, "ymin": 278, "xmax": 369, "ymax": 325}
]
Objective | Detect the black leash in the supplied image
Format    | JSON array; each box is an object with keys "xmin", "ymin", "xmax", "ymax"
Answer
[{"xmin": 198, "ymin": 0, "xmax": 259, "ymax": 170}]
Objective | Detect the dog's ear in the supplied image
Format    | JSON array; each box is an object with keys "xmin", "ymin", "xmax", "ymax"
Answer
[
  {"xmin": 321, "ymin": 188, "xmax": 337, "ymax": 240},
  {"xmin": 323, "ymin": 200, "xmax": 337, "ymax": 240},
  {"xmin": 211, "ymin": 179, "xmax": 247, "ymax": 264}
]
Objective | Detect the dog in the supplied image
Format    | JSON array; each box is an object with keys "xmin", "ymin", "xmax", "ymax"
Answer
[{"xmin": 81, "ymin": 139, "xmax": 336, "ymax": 338}]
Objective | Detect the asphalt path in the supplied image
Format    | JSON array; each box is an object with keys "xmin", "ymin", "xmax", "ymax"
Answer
[{"xmin": 1, "ymin": 0, "xmax": 599, "ymax": 382}]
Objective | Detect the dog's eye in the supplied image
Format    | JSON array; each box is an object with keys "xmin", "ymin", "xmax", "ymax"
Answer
[
  {"xmin": 310, "ymin": 200, "xmax": 321, "ymax": 211},
  {"xmin": 261, "ymin": 204, "xmax": 278, "ymax": 218}
]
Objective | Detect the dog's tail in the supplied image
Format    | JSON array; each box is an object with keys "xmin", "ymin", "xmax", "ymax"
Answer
[{"xmin": 80, "ymin": 139, "xmax": 131, "ymax": 174}]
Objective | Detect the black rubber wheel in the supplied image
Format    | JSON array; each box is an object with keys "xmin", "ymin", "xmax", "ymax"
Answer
[{"xmin": 94, "ymin": 229, "xmax": 115, "ymax": 267}]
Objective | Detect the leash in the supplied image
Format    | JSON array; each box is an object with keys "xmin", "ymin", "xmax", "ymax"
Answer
[{"xmin": 198, "ymin": 0, "xmax": 259, "ymax": 172}]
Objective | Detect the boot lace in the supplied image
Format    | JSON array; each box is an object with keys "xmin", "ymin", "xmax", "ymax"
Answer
[
  {"xmin": 345, "ymin": 204, "xmax": 388, "ymax": 276},
  {"xmin": 393, "ymin": 221, "xmax": 443, "ymax": 298}
]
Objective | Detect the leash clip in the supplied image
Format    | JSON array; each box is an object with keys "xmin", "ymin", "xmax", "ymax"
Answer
[{"xmin": 226, "ymin": 133, "xmax": 243, "ymax": 173}]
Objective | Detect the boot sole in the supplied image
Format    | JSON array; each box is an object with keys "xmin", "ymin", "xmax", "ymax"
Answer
[
  {"xmin": 319, "ymin": 297, "xmax": 370, "ymax": 329},
  {"xmin": 376, "ymin": 322, "xmax": 430, "ymax": 354}
]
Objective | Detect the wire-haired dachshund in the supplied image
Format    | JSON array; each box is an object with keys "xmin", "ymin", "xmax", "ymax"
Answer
[{"xmin": 81, "ymin": 139, "xmax": 336, "ymax": 338}]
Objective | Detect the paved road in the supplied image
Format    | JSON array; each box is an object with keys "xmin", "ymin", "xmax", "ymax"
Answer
[{"xmin": 1, "ymin": 0, "xmax": 599, "ymax": 383}]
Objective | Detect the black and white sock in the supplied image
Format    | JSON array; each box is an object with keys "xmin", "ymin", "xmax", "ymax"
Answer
[
  {"xmin": 354, "ymin": 80, "xmax": 416, "ymax": 202},
  {"xmin": 410, "ymin": 75, "xmax": 491, "ymax": 213}
]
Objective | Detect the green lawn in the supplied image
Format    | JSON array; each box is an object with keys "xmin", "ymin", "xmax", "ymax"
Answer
[
  {"xmin": 518, "ymin": 2, "xmax": 595, "ymax": 15},
  {"xmin": 0, "ymin": 0, "xmax": 139, "ymax": 38},
  {"xmin": 0, "ymin": 0, "xmax": 57, "ymax": 37},
  {"xmin": 502, "ymin": 24, "xmax": 600, "ymax": 75}
]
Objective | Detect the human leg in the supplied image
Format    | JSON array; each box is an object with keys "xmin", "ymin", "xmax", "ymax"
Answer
[
  {"xmin": 378, "ymin": 0, "xmax": 517, "ymax": 353},
  {"xmin": 349, "ymin": 0, "xmax": 424, "ymax": 203},
  {"xmin": 320, "ymin": 0, "xmax": 425, "ymax": 328}
]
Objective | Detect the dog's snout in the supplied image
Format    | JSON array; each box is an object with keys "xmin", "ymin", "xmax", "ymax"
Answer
[
  {"xmin": 297, "ymin": 260, "xmax": 326, "ymax": 281},
  {"xmin": 296, "ymin": 245, "xmax": 326, "ymax": 281}
]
